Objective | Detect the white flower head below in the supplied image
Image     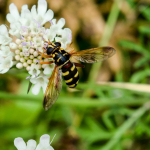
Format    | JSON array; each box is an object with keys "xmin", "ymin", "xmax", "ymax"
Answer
[
  {"xmin": 0, "ymin": 0, "xmax": 72, "ymax": 95},
  {"xmin": 14, "ymin": 134, "xmax": 56, "ymax": 150}
]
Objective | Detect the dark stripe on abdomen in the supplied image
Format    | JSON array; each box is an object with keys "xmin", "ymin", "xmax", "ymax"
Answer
[{"xmin": 61, "ymin": 62, "xmax": 79, "ymax": 88}]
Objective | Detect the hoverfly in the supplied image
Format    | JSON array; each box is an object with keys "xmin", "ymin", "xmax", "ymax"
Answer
[{"xmin": 37, "ymin": 41, "xmax": 116, "ymax": 110}]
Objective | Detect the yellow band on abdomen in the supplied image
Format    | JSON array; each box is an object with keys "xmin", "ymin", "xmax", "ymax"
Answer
[
  {"xmin": 65, "ymin": 78, "xmax": 73, "ymax": 83},
  {"xmin": 71, "ymin": 65, "xmax": 75, "ymax": 71},
  {"xmin": 68, "ymin": 84, "xmax": 76, "ymax": 88},
  {"xmin": 62, "ymin": 71, "xmax": 69, "ymax": 76}
]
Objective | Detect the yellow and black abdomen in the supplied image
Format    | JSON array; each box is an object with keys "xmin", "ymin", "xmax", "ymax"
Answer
[{"xmin": 61, "ymin": 62, "xmax": 79, "ymax": 88}]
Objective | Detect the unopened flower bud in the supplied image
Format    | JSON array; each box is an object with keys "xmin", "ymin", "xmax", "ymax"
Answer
[
  {"xmin": 44, "ymin": 58, "xmax": 49, "ymax": 62},
  {"xmin": 30, "ymin": 55, "xmax": 34, "ymax": 59},
  {"xmin": 31, "ymin": 63, "xmax": 35, "ymax": 67},
  {"xmin": 20, "ymin": 58, "xmax": 25, "ymax": 62},
  {"xmin": 20, "ymin": 52, "xmax": 23, "ymax": 56},
  {"xmin": 24, "ymin": 56, "xmax": 29, "ymax": 60},
  {"xmin": 15, "ymin": 55, "xmax": 20, "ymax": 61},
  {"xmin": 27, "ymin": 36, "xmax": 31, "ymax": 41},
  {"xmin": 27, "ymin": 60, "xmax": 32, "ymax": 64},
  {"xmin": 38, "ymin": 56, "xmax": 41, "ymax": 60},
  {"xmin": 26, "ymin": 66, "xmax": 30, "ymax": 71},
  {"xmin": 33, "ymin": 51, "xmax": 38, "ymax": 57},
  {"xmin": 16, "ymin": 39, "xmax": 21, "ymax": 44},
  {"xmin": 23, "ymin": 62, "xmax": 28, "ymax": 67},
  {"xmin": 16, "ymin": 63, "xmax": 23, "ymax": 69},
  {"xmin": 18, "ymin": 44, "xmax": 23, "ymax": 49},
  {"xmin": 10, "ymin": 42, "xmax": 17, "ymax": 49},
  {"xmin": 15, "ymin": 49, "xmax": 20, "ymax": 55},
  {"xmin": 42, "ymin": 64, "xmax": 48, "ymax": 68},
  {"xmin": 29, "ymin": 49, "xmax": 34, "ymax": 54},
  {"xmin": 37, "ymin": 64, "xmax": 42, "ymax": 69}
]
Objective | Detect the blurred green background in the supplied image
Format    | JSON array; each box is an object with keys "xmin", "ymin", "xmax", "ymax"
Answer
[{"xmin": 0, "ymin": 0, "xmax": 150, "ymax": 150}]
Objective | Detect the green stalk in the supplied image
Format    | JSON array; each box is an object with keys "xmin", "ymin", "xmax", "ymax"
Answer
[
  {"xmin": 100, "ymin": 103, "xmax": 150, "ymax": 150},
  {"xmin": 0, "ymin": 92, "xmax": 149, "ymax": 107},
  {"xmin": 88, "ymin": 0, "xmax": 123, "ymax": 83}
]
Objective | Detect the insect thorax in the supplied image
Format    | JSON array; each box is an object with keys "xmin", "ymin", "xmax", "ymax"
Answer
[{"xmin": 52, "ymin": 49, "xmax": 70, "ymax": 66}]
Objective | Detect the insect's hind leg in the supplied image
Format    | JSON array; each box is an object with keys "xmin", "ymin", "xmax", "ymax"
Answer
[{"xmin": 74, "ymin": 63, "xmax": 85, "ymax": 68}]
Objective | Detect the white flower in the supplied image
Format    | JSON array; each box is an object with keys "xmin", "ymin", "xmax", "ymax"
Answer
[
  {"xmin": 43, "ymin": 63, "xmax": 55, "ymax": 75},
  {"xmin": 0, "ymin": 56, "xmax": 13, "ymax": 73},
  {"xmin": 55, "ymin": 28, "xmax": 72, "ymax": 49},
  {"xmin": 14, "ymin": 137, "xmax": 36, "ymax": 150},
  {"xmin": 14, "ymin": 134, "xmax": 55, "ymax": 150},
  {"xmin": 33, "ymin": 0, "xmax": 54, "ymax": 25},
  {"xmin": 9, "ymin": 22, "xmax": 22, "ymax": 38},
  {"xmin": 0, "ymin": 45, "xmax": 14, "ymax": 57},
  {"xmin": 30, "ymin": 74, "xmax": 49, "ymax": 95},
  {"xmin": 9, "ymin": 42, "xmax": 18, "ymax": 49},
  {"xmin": 0, "ymin": 0, "xmax": 72, "ymax": 95},
  {"xmin": 29, "ymin": 65, "xmax": 41, "ymax": 78},
  {"xmin": 43, "ymin": 18, "xmax": 65, "ymax": 42},
  {"xmin": 0, "ymin": 25, "xmax": 12, "ymax": 45},
  {"xmin": 36, "ymin": 134, "xmax": 54, "ymax": 150},
  {"xmin": 6, "ymin": 3, "xmax": 20, "ymax": 24},
  {"xmin": 20, "ymin": 5, "xmax": 32, "ymax": 26}
]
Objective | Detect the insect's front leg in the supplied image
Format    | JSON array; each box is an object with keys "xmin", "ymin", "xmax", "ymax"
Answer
[
  {"xmin": 39, "ymin": 61, "xmax": 54, "ymax": 64},
  {"xmin": 38, "ymin": 51, "xmax": 53, "ymax": 64}
]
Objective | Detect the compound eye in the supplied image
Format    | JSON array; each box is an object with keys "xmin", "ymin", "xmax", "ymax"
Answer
[
  {"xmin": 47, "ymin": 47, "xmax": 54, "ymax": 55},
  {"xmin": 54, "ymin": 42, "xmax": 61, "ymax": 47}
]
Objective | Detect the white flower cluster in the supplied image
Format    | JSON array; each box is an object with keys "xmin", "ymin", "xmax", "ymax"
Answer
[
  {"xmin": 14, "ymin": 134, "xmax": 55, "ymax": 150},
  {"xmin": 0, "ymin": 0, "xmax": 72, "ymax": 95}
]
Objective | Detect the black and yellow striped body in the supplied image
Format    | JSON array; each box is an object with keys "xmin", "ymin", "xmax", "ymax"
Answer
[
  {"xmin": 47, "ymin": 42, "xmax": 79, "ymax": 88},
  {"xmin": 61, "ymin": 61, "xmax": 79, "ymax": 88}
]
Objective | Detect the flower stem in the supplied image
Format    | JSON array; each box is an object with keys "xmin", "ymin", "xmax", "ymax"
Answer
[{"xmin": 88, "ymin": 0, "xmax": 123, "ymax": 83}]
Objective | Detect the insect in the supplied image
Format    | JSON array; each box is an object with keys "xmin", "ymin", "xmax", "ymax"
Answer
[{"xmin": 35, "ymin": 41, "xmax": 116, "ymax": 110}]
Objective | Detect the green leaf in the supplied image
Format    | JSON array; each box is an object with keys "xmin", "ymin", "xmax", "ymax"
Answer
[
  {"xmin": 130, "ymin": 69, "xmax": 150, "ymax": 83},
  {"xmin": 140, "ymin": 6, "xmax": 150, "ymax": 21},
  {"xmin": 119, "ymin": 40, "xmax": 149, "ymax": 56},
  {"xmin": 139, "ymin": 26, "xmax": 150, "ymax": 35},
  {"xmin": 134, "ymin": 57, "xmax": 150, "ymax": 68}
]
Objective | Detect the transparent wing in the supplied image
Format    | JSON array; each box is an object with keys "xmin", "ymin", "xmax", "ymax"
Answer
[
  {"xmin": 43, "ymin": 65, "xmax": 62, "ymax": 111},
  {"xmin": 70, "ymin": 47, "xmax": 116, "ymax": 63}
]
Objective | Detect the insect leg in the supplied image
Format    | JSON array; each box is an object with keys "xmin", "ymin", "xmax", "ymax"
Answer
[
  {"xmin": 39, "ymin": 61, "xmax": 54, "ymax": 64},
  {"xmin": 69, "ymin": 49, "xmax": 75, "ymax": 54},
  {"xmin": 74, "ymin": 63, "xmax": 85, "ymax": 68},
  {"xmin": 39, "ymin": 51, "xmax": 52, "ymax": 64},
  {"xmin": 41, "ymin": 54, "xmax": 52, "ymax": 58}
]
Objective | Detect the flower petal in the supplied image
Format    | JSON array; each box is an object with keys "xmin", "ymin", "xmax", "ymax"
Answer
[
  {"xmin": 42, "ymin": 9, "xmax": 54, "ymax": 24},
  {"xmin": 27, "ymin": 139, "xmax": 37, "ymax": 150},
  {"xmin": 0, "ymin": 25, "xmax": 8, "ymax": 35},
  {"xmin": 14, "ymin": 137, "xmax": 26, "ymax": 150},
  {"xmin": 31, "ymin": 5, "xmax": 37, "ymax": 18},
  {"xmin": 9, "ymin": 3, "xmax": 20, "ymax": 21},
  {"xmin": 0, "ymin": 68, "xmax": 9, "ymax": 74},
  {"xmin": 42, "ymin": 81, "xmax": 48, "ymax": 94},
  {"xmin": 37, "ymin": 0, "xmax": 47, "ymax": 16},
  {"xmin": 6, "ymin": 13, "xmax": 15, "ymax": 23},
  {"xmin": 57, "ymin": 18, "xmax": 65, "ymax": 29},
  {"xmin": 39, "ymin": 134, "xmax": 50, "ymax": 147},
  {"xmin": 0, "ymin": 35, "xmax": 12, "ymax": 45},
  {"xmin": 31, "ymin": 83, "xmax": 41, "ymax": 95},
  {"xmin": 43, "ymin": 66, "xmax": 54, "ymax": 75}
]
